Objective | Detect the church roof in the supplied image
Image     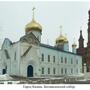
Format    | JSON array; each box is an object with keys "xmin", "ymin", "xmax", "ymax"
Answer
[
  {"xmin": 40, "ymin": 43, "xmax": 81, "ymax": 56},
  {"xmin": 25, "ymin": 20, "xmax": 42, "ymax": 32}
]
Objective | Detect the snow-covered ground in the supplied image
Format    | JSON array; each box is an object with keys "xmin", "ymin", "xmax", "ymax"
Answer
[
  {"xmin": 0, "ymin": 74, "xmax": 88, "ymax": 84},
  {"xmin": 0, "ymin": 74, "xmax": 21, "ymax": 84},
  {"xmin": 0, "ymin": 74, "xmax": 13, "ymax": 81}
]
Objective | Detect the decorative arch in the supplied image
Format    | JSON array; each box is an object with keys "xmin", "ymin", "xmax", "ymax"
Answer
[{"xmin": 27, "ymin": 65, "xmax": 33, "ymax": 77}]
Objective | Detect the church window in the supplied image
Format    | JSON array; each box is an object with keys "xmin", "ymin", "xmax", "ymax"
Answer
[
  {"xmin": 71, "ymin": 68, "xmax": 73, "ymax": 74},
  {"xmin": 61, "ymin": 68, "xmax": 63, "ymax": 74},
  {"xmin": 14, "ymin": 52, "xmax": 16, "ymax": 60},
  {"xmin": 53, "ymin": 56, "xmax": 55, "ymax": 63},
  {"xmin": 48, "ymin": 55, "xmax": 50, "ymax": 62},
  {"xmin": 48, "ymin": 68, "xmax": 50, "ymax": 74},
  {"xmin": 42, "ymin": 54, "xmax": 44, "ymax": 61},
  {"xmin": 53, "ymin": 68, "xmax": 56, "ymax": 74},
  {"xmin": 65, "ymin": 57, "xmax": 67, "ymax": 64},
  {"xmin": 71, "ymin": 58, "xmax": 73, "ymax": 64},
  {"xmin": 61, "ymin": 57, "xmax": 63, "ymax": 63},
  {"xmin": 4, "ymin": 49, "xmax": 10, "ymax": 59},
  {"xmin": 65, "ymin": 68, "xmax": 67, "ymax": 74},
  {"xmin": 42, "ymin": 67, "xmax": 44, "ymax": 74}
]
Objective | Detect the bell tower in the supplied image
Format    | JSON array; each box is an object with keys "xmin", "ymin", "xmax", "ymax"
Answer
[
  {"xmin": 87, "ymin": 10, "xmax": 90, "ymax": 47},
  {"xmin": 86, "ymin": 10, "xmax": 90, "ymax": 72},
  {"xmin": 77, "ymin": 10, "xmax": 90, "ymax": 72},
  {"xmin": 78, "ymin": 30, "xmax": 84, "ymax": 48}
]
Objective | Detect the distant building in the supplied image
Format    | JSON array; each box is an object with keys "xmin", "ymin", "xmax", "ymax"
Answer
[
  {"xmin": 0, "ymin": 8, "xmax": 82, "ymax": 77},
  {"xmin": 77, "ymin": 10, "xmax": 90, "ymax": 72}
]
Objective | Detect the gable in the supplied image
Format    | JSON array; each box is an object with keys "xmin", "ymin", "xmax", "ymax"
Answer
[
  {"xmin": 1, "ymin": 38, "xmax": 12, "ymax": 49},
  {"xmin": 20, "ymin": 32, "xmax": 39, "ymax": 45}
]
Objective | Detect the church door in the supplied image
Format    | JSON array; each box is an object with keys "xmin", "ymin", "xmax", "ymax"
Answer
[
  {"xmin": 2, "ymin": 66, "xmax": 7, "ymax": 74},
  {"xmin": 2, "ymin": 69, "xmax": 6, "ymax": 74},
  {"xmin": 27, "ymin": 65, "xmax": 33, "ymax": 77}
]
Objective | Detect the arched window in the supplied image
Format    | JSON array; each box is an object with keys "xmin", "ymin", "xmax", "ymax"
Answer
[
  {"xmin": 65, "ymin": 68, "xmax": 67, "ymax": 74},
  {"xmin": 71, "ymin": 68, "xmax": 73, "ymax": 74},
  {"xmin": 27, "ymin": 65, "xmax": 33, "ymax": 77},
  {"xmin": 53, "ymin": 56, "xmax": 55, "ymax": 63},
  {"xmin": 61, "ymin": 68, "xmax": 63, "ymax": 74},
  {"xmin": 48, "ymin": 68, "xmax": 50, "ymax": 74},
  {"xmin": 65, "ymin": 57, "xmax": 67, "ymax": 64},
  {"xmin": 48, "ymin": 55, "xmax": 50, "ymax": 62},
  {"xmin": 53, "ymin": 68, "xmax": 56, "ymax": 74},
  {"xmin": 42, "ymin": 54, "xmax": 44, "ymax": 61},
  {"xmin": 61, "ymin": 57, "xmax": 63, "ymax": 63},
  {"xmin": 42, "ymin": 67, "xmax": 44, "ymax": 74},
  {"xmin": 14, "ymin": 52, "xmax": 16, "ymax": 60}
]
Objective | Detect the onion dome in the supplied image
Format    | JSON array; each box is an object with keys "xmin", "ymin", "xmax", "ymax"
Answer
[
  {"xmin": 72, "ymin": 37, "xmax": 77, "ymax": 47},
  {"xmin": 72, "ymin": 42, "xmax": 77, "ymax": 48},
  {"xmin": 56, "ymin": 26, "xmax": 68, "ymax": 44},
  {"xmin": 25, "ymin": 7, "xmax": 42, "ymax": 33},
  {"xmin": 25, "ymin": 20, "xmax": 42, "ymax": 32},
  {"xmin": 56, "ymin": 34, "xmax": 68, "ymax": 44},
  {"xmin": 64, "ymin": 36, "xmax": 68, "ymax": 43}
]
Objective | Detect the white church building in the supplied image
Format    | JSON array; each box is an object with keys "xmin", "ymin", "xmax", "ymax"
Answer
[{"xmin": 0, "ymin": 8, "xmax": 82, "ymax": 78}]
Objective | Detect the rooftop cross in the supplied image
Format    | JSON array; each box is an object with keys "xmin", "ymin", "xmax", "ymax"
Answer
[
  {"xmin": 80, "ymin": 26, "xmax": 82, "ymax": 30},
  {"xmin": 73, "ymin": 37, "xmax": 75, "ymax": 43},
  {"xmin": 60, "ymin": 25, "xmax": 63, "ymax": 36},
  {"xmin": 32, "ymin": 7, "xmax": 36, "ymax": 21}
]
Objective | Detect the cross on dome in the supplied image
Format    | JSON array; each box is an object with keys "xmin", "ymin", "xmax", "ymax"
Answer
[
  {"xmin": 25, "ymin": 7, "xmax": 42, "ymax": 33},
  {"xmin": 32, "ymin": 7, "xmax": 36, "ymax": 21}
]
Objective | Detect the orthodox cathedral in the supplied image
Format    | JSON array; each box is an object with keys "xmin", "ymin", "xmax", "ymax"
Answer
[{"xmin": 0, "ymin": 8, "xmax": 82, "ymax": 78}]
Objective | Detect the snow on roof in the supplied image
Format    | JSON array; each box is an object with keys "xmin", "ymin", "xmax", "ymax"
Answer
[
  {"xmin": 68, "ymin": 73, "xmax": 84, "ymax": 77},
  {"xmin": 0, "ymin": 74, "xmax": 13, "ymax": 81}
]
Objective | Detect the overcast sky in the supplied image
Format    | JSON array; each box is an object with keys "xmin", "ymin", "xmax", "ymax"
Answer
[{"xmin": 0, "ymin": 1, "xmax": 90, "ymax": 51}]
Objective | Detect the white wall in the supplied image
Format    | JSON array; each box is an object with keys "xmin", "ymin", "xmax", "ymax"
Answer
[
  {"xmin": 0, "ymin": 38, "xmax": 82, "ymax": 78},
  {"xmin": 40, "ymin": 45, "xmax": 82, "ymax": 77},
  {"xmin": 20, "ymin": 43, "xmax": 41, "ymax": 77}
]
